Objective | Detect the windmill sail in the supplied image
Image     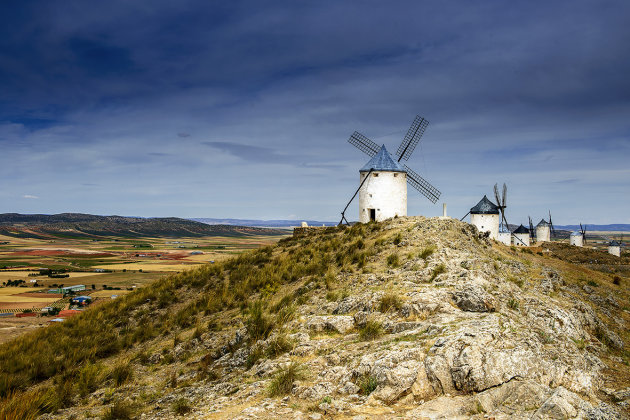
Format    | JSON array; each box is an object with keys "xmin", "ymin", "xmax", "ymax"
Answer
[
  {"xmin": 348, "ymin": 131, "xmax": 380, "ymax": 157},
  {"xmin": 396, "ymin": 115, "xmax": 429, "ymax": 162},
  {"xmin": 404, "ymin": 164, "xmax": 441, "ymax": 203}
]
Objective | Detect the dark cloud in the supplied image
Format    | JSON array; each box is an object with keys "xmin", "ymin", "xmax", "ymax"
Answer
[{"xmin": 0, "ymin": 1, "xmax": 628, "ymax": 222}]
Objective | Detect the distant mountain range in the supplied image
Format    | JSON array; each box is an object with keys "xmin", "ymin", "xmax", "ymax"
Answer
[
  {"xmin": 190, "ymin": 218, "xmax": 337, "ymax": 227},
  {"xmin": 554, "ymin": 224, "xmax": 630, "ymax": 232},
  {"xmin": 0, "ymin": 213, "xmax": 286, "ymax": 238}
]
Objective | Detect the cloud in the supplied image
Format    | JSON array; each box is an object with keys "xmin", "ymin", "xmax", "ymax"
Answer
[{"xmin": 22, "ymin": 194, "xmax": 38, "ymax": 199}]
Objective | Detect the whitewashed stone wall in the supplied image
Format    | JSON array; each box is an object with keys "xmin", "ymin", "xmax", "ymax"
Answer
[
  {"xmin": 470, "ymin": 213, "xmax": 500, "ymax": 240},
  {"xmin": 359, "ymin": 171, "xmax": 407, "ymax": 223}
]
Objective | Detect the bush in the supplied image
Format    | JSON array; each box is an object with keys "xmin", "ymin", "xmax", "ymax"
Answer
[
  {"xmin": 430, "ymin": 264, "xmax": 446, "ymax": 281},
  {"xmin": 268, "ymin": 363, "xmax": 305, "ymax": 397},
  {"xmin": 109, "ymin": 362, "xmax": 133, "ymax": 387},
  {"xmin": 266, "ymin": 334, "xmax": 294, "ymax": 358},
  {"xmin": 507, "ymin": 298, "xmax": 519, "ymax": 311},
  {"xmin": 379, "ymin": 293, "xmax": 402, "ymax": 313},
  {"xmin": 102, "ymin": 401, "xmax": 133, "ymax": 420},
  {"xmin": 246, "ymin": 301, "xmax": 274, "ymax": 342},
  {"xmin": 356, "ymin": 373, "xmax": 378, "ymax": 395},
  {"xmin": 359, "ymin": 320, "xmax": 383, "ymax": 341},
  {"xmin": 77, "ymin": 364, "xmax": 102, "ymax": 397},
  {"xmin": 387, "ymin": 254, "xmax": 400, "ymax": 268},
  {"xmin": 172, "ymin": 397, "xmax": 192, "ymax": 415},
  {"xmin": 419, "ymin": 245, "xmax": 436, "ymax": 259},
  {"xmin": 612, "ymin": 275, "xmax": 621, "ymax": 286}
]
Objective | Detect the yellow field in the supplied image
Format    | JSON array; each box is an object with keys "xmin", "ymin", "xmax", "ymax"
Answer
[
  {"xmin": 0, "ymin": 271, "xmax": 106, "ymax": 281},
  {"xmin": 90, "ymin": 290, "xmax": 133, "ymax": 298},
  {"xmin": 0, "ymin": 287, "xmax": 46, "ymax": 295},
  {"xmin": 91, "ymin": 262, "xmax": 205, "ymax": 272},
  {"xmin": 0, "ymin": 287, "xmax": 58, "ymax": 303}
]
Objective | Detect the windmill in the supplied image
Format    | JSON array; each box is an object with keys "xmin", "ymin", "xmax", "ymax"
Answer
[
  {"xmin": 493, "ymin": 183, "xmax": 508, "ymax": 231},
  {"xmin": 548, "ymin": 211, "xmax": 556, "ymax": 239},
  {"xmin": 580, "ymin": 223, "xmax": 587, "ymax": 245},
  {"xmin": 528, "ymin": 216, "xmax": 536, "ymax": 243},
  {"xmin": 339, "ymin": 115, "xmax": 441, "ymax": 225}
]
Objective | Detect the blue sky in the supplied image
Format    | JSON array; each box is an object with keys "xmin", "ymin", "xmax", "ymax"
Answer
[{"xmin": 1, "ymin": 1, "xmax": 629, "ymax": 224}]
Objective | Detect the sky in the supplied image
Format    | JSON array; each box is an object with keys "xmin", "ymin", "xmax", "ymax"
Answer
[{"xmin": 1, "ymin": 1, "xmax": 629, "ymax": 224}]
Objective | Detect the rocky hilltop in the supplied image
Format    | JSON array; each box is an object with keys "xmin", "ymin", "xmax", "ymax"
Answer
[{"xmin": 1, "ymin": 217, "xmax": 628, "ymax": 419}]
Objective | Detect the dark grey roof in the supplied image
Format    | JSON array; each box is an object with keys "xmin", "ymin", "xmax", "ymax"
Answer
[
  {"xmin": 360, "ymin": 145, "xmax": 406, "ymax": 172},
  {"xmin": 513, "ymin": 224, "xmax": 530, "ymax": 234},
  {"xmin": 470, "ymin": 195, "xmax": 499, "ymax": 214},
  {"xmin": 609, "ymin": 240, "xmax": 621, "ymax": 246},
  {"xmin": 536, "ymin": 219, "xmax": 550, "ymax": 227}
]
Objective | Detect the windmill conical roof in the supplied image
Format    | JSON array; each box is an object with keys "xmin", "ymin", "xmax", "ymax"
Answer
[
  {"xmin": 359, "ymin": 145, "xmax": 406, "ymax": 172},
  {"xmin": 470, "ymin": 195, "xmax": 499, "ymax": 215},
  {"xmin": 514, "ymin": 224, "xmax": 529, "ymax": 234},
  {"xmin": 609, "ymin": 240, "xmax": 620, "ymax": 246},
  {"xmin": 536, "ymin": 219, "xmax": 550, "ymax": 227}
]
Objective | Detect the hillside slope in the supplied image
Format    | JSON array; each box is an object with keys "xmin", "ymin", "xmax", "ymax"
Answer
[
  {"xmin": 0, "ymin": 213, "xmax": 285, "ymax": 238},
  {"xmin": 1, "ymin": 217, "xmax": 628, "ymax": 419}
]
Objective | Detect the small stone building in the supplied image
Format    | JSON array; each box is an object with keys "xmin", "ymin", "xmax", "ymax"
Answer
[
  {"xmin": 608, "ymin": 240, "xmax": 621, "ymax": 257},
  {"xmin": 470, "ymin": 195, "xmax": 500, "ymax": 240},
  {"xmin": 570, "ymin": 231, "xmax": 584, "ymax": 247},
  {"xmin": 513, "ymin": 224, "xmax": 530, "ymax": 246},
  {"xmin": 535, "ymin": 219, "xmax": 551, "ymax": 243},
  {"xmin": 359, "ymin": 145, "xmax": 407, "ymax": 223}
]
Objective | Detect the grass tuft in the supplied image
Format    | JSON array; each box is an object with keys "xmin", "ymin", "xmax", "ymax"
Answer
[
  {"xmin": 379, "ymin": 292, "xmax": 403, "ymax": 313},
  {"xmin": 268, "ymin": 362, "xmax": 305, "ymax": 397},
  {"xmin": 172, "ymin": 397, "xmax": 192, "ymax": 415},
  {"xmin": 359, "ymin": 320, "xmax": 383, "ymax": 341}
]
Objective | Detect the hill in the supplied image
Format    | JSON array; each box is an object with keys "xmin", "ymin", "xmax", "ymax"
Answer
[
  {"xmin": 0, "ymin": 213, "xmax": 285, "ymax": 238},
  {"xmin": 0, "ymin": 217, "xmax": 628, "ymax": 419},
  {"xmin": 191, "ymin": 217, "xmax": 336, "ymax": 227}
]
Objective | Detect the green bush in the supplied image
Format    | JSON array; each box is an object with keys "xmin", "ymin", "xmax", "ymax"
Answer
[
  {"xmin": 77, "ymin": 364, "xmax": 102, "ymax": 397},
  {"xmin": 102, "ymin": 401, "xmax": 133, "ymax": 420},
  {"xmin": 419, "ymin": 245, "xmax": 436, "ymax": 259},
  {"xmin": 359, "ymin": 320, "xmax": 383, "ymax": 341},
  {"xmin": 268, "ymin": 363, "xmax": 305, "ymax": 397},
  {"xmin": 356, "ymin": 373, "xmax": 378, "ymax": 395},
  {"xmin": 387, "ymin": 254, "xmax": 400, "ymax": 268},
  {"xmin": 246, "ymin": 301, "xmax": 274, "ymax": 342},
  {"xmin": 430, "ymin": 264, "xmax": 446, "ymax": 281},
  {"xmin": 172, "ymin": 397, "xmax": 192, "ymax": 415},
  {"xmin": 266, "ymin": 334, "xmax": 294, "ymax": 358},
  {"xmin": 379, "ymin": 293, "xmax": 402, "ymax": 313},
  {"xmin": 109, "ymin": 362, "xmax": 133, "ymax": 387}
]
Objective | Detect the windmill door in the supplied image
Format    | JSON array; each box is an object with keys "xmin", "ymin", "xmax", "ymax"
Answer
[{"xmin": 369, "ymin": 209, "xmax": 376, "ymax": 221}]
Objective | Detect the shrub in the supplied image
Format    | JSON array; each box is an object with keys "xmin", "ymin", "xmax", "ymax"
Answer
[
  {"xmin": 172, "ymin": 397, "xmax": 192, "ymax": 415},
  {"xmin": 246, "ymin": 345, "xmax": 265, "ymax": 368},
  {"xmin": 507, "ymin": 298, "xmax": 519, "ymax": 311},
  {"xmin": 387, "ymin": 254, "xmax": 400, "ymax": 268},
  {"xmin": 246, "ymin": 301, "xmax": 274, "ymax": 341},
  {"xmin": 419, "ymin": 245, "xmax": 436, "ymax": 259},
  {"xmin": 507, "ymin": 276, "xmax": 524, "ymax": 288},
  {"xmin": 379, "ymin": 293, "xmax": 402, "ymax": 313},
  {"xmin": 268, "ymin": 363, "xmax": 305, "ymax": 397},
  {"xmin": 77, "ymin": 364, "xmax": 102, "ymax": 397},
  {"xmin": 359, "ymin": 320, "xmax": 383, "ymax": 341},
  {"xmin": 392, "ymin": 233, "xmax": 403, "ymax": 245},
  {"xmin": 587, "ymin": 280, "xmax": 598, "ymax": 287},
  {"xmin": 276, "ymin": 304, "xmax": 296, "ymax": 325},
  {"xmin": 266, "ymin": 334, "xmax": 294, "ymax": 358},
  {"xmin": 0, "ymin": 389, "xmax": 58, "ymax": 420},
  {"xmin": 430, "ymin": 264, "xmax": 446, "ymax": 281},
  {"xmin": 102, "ymin": 401, "xmax": 133, "ymax": 420},
  {"xmin": 356, "ymin": 373, "xmax": 378, "ymax": 395},
  {"xmin": 109, "ymin": 362, "xmax": 133, "ymax": 387},
  {"xmin": 612, "ymin": 275, "xmax": 621, "ymax": 286}
]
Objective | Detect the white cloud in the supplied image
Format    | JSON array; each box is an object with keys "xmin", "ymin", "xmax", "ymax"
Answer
[{"xmin": 22, "ymin": 194, "xmax": 39, "ymax": 199}]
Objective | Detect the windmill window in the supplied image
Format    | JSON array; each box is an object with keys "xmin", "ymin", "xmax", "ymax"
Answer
[
  {"xmin": 373, "ymin": 173, "xmax": 379, "ymax": 177},
  {"xmin": 394, "ymin": 173, "xmax": 398, "ymax": 177}
]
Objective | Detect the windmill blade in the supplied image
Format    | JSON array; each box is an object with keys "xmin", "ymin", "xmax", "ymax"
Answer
[
  {"xmin": 502, "ymin": 183, "xmax": 507, "ymax": 208},
  {"xmin": 493, "ymin": 183, "xmax": 501, "ymax": 207},
  {"xmin": 404, "ymin": 164, "xmax": 441, "ymax": 204},
  {"xmin": 348, "ymin": 131, "xmax": 380, "ymax": 157},
  {"xmin": 529, "ymin": 216, "xmax": 535, "ymax": 241},
  {"xmin": 396, "ymin": 115, "xmax": 429, "ymax": 162}
]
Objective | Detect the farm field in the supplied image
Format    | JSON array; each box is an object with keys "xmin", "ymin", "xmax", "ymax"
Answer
[{"xmin": 0, "ymin": 229, "xmax": 289, "ymax": 343}]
